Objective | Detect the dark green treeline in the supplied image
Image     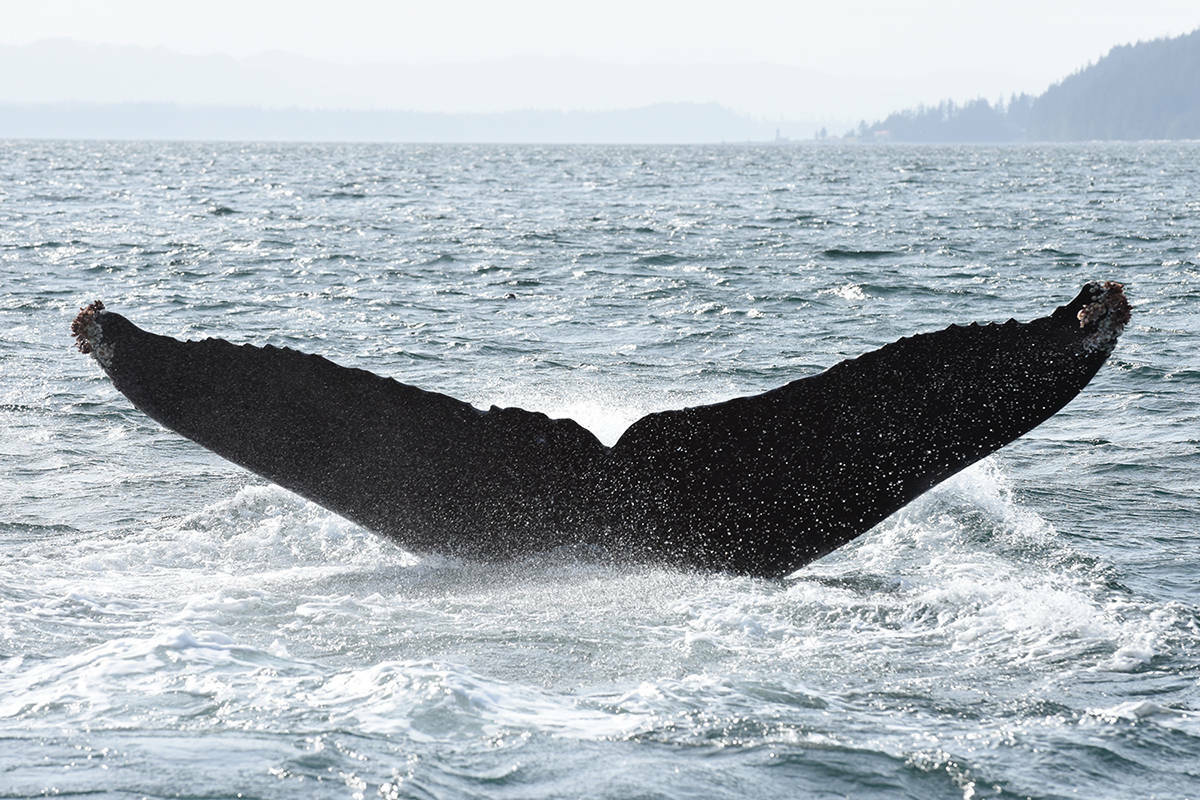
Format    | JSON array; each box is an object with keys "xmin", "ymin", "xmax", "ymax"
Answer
[{"xmin": 854, "ymin": 28, "xmax": 1200, "ymax": 142}]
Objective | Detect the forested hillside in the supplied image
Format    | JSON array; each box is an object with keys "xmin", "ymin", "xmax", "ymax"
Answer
[{"xmin": 855, "ymin": 28, "xmax": 1200, "ymax": 141}]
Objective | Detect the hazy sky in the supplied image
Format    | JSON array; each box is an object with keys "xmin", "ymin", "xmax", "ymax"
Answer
[{"xmin": 4, "ymin": 1, "xmax": 1199, "ymax": 121}]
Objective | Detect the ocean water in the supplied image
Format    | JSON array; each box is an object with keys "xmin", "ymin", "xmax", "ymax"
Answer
[{"xmin": 1, "ymin": 141, "xmax": 1198, "ymax": 799}]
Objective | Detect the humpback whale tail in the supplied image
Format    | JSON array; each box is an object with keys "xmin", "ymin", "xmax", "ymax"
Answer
[{"xmin": 73, "ymin": 283, "xmax": 1130, "ymax": 577}]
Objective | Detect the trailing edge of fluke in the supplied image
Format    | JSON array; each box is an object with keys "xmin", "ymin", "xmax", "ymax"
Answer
[{"xmin": 73, "ymin": 282, "xmax": 1130, "ymax": 577}]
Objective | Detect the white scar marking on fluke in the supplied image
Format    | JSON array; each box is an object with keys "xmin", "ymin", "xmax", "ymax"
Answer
[{"xmin": 88, "ymin": 321, "xmax": 115, "ymax": 369}]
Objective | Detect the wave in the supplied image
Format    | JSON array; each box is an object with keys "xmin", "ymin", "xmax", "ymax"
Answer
[
  {"xmin": 634, "ymin": 253, "xmax": 691, "ymax": 266},
  {"xmin": 821, "ymin": 248, "xmax": 899, "ymax": 259},
  {"xmin": 318, "ymin": 191, "xmax": 368, "ymax": 200},
  {"xmin": 0, "ymin": 460, "xmax": 1191, "ymax": 798}
]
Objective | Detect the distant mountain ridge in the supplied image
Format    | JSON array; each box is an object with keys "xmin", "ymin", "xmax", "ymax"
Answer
[
  {"xmin": 858, "ymin": 28, "xmax": 1200, "ymax": 141},
  {"xmin": 0, "ymin": 39, "xmax": 860, "ymax": 136},
  {"xmin": 0, "ymin": 101, "xmax": 787, "ymax": 144},
  {"xmin": 4, "ymin": 30, "xmax": 1197, "ymax": 143}
]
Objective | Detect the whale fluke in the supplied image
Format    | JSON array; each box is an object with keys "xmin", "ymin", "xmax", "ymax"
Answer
[{"xmin": 73, "ymin": 283, "xmax": 1130, "ymax": 577}]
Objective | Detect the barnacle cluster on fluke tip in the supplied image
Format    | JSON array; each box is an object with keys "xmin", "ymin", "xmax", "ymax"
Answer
[{"xmin": 71, "ymin": 300, "xmax": 106, "ymax": 355}]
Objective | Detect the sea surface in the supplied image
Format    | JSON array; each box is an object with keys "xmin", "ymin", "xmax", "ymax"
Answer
[{"xmin": 1, "ymin": 141, "xmax": 1198, "ymax": 799}]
